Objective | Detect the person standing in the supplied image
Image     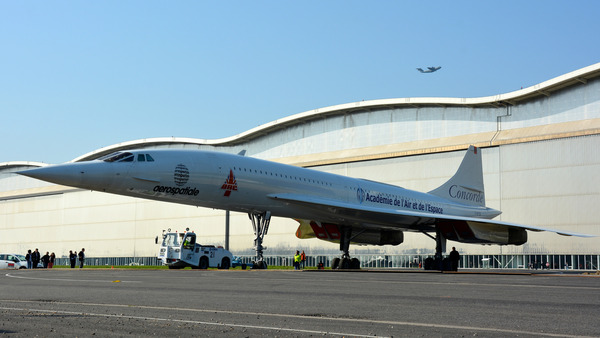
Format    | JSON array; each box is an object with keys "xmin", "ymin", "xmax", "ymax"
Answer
[
  {"xmin": 49, "ymin": 252, "xmax": 55, "ymax": 269},
  {"xmin": 26, "ymin": 249, "xmax": 33, "ymax": 269},
  {"xmin": 69, "ymin": 250, "xmax": 76, "ymax": 268},
  {"xmin": 293, "ymin": 250, "xmax": 301, "ymax": 270},
  {"xmin": 449, "ymin": 247, "xmax": 460, "ymax": 272},
  {"xmin": 32, "ymin": 249, "xmax": 41, "ymax": 269},
  {"xmin": 41, "ymin": 252, "xmax": 50, "ymax": 268},
  {"xmin": 78, "ymin": 248, "xmax": 85, "ymax": 268},
  {"xmin": 300, "ymin": 250, "xmax": 306, "ymax": 269}
]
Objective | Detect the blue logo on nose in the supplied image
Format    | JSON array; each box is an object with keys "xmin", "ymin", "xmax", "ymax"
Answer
[{"xmin": 357, "ymin": 188, "xmax": 365, "ymax": 204}]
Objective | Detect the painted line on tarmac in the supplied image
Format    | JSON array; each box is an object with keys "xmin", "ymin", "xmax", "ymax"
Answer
[
  {"xmin": 0, "ymin": 300, "xmax": 591, "ymax": 338},
  {"xmin": 0, "ymin": 306, "xmax": 380, "ymax": 338},
  {"xmin": 209, "ymin": 274, "xmax": 600, "ymax": 291},
  {"xmin": 4, "ymin": 273, "xmax": 141, "ymax": 283}
]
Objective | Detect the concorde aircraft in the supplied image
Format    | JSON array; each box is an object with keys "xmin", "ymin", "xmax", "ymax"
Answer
[
  {"xmin": 19, "ymin": 146, "xmax": 592, "ymax": 269},
  {"xmin": 417, "ymin": 66, "xmax": 441, "ymax": 73}
]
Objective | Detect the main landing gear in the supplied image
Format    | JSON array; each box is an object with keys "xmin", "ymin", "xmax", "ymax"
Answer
[
  {"xmin": 247, "ymin": 213, "xmax": 360, "ymax": 270},
  {"xmin": 330, "ymin": 226, "xmax": 361, "ymax": 270},
  {"xmin": 249, "ymin": 211, "xmax": 270, "ymax": 269},
  {"xmin": 422, "ymin": 226, "xmax": 446, "ymax": 271}
]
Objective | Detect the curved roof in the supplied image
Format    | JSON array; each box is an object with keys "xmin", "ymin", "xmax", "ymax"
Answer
[
  {"xmin": 0, "ymin": 161, "xmax": 48, "ymax": 170},
  {"xmin": 71, "ymin": 62, "xmax": 600, "ymax": 163}
]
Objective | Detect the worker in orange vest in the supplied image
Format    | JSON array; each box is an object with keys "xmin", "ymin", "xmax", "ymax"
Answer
[{"xmin": 300, "ymin": 250, "xmax": 306, "ymax": 269}]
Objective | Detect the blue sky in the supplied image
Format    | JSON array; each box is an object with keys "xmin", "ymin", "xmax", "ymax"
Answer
[{"xmin": 2, "ymin": 1, "xmax": 599, "ymax": 164}]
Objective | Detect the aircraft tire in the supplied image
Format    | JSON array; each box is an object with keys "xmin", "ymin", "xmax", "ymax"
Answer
[
  {"xmin": 331, "ymin": 258, "xmax": 340, "ymax": 270},
  {"xmin": 424, "ymin": 257, "xmax": 434, "ymax": 270},
  {"xmin": 199, "ymin": 256, "xmax": 209, "ymax": 269},
  {"xmin": 340, "ymin": 258, "xmax": 351, "ymax": 269},
  {"xmin": 253, "ymin": 261, "xmax": 267, "ymax": 269},
  {"xmin": 350, "ymin": 258, "xmax": 361, "ymax": 269},
  {"xmin": 220, "ymin": 257, "xmax": 230, "ymax": 270}
]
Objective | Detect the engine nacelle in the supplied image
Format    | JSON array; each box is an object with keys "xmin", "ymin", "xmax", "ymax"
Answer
[
  {"xmin": 438, "ymin": 220, "xmax": 527, "ymax": 245},
  {"xmin": 295, "ymin": 220, "xmax": 404, "ymax": 246},
  {"xmin": 351, "ymin": 229, "xmax": 404, "ymax": 246}
]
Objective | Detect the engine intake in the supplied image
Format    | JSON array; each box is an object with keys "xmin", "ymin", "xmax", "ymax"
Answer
[{"xmin": 295, "ymin": 220, "xmax": 404, "ymax": 246}]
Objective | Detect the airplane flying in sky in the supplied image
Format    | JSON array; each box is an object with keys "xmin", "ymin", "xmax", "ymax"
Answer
[
  {"xmin": 19, "ymin": 146, "xmax": 592, "ymax": 269},
  {"xmin": 417, "ymin": 66, "xmax": 441, "ymax": 73}
]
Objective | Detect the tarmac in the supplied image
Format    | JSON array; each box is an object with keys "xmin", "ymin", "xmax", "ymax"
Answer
[{"xmin": 1, "ymin": 268, "xmax": 598, "ymax": 337}]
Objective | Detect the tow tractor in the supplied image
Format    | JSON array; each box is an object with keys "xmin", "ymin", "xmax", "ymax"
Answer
[{"xmin": 157, "ymin": 228, "xmax": 233, "ymax": 269}]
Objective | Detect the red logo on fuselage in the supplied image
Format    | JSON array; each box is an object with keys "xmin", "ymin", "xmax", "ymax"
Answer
[{"xmin": 221, "ymin": 169, "xmax": 238, "ymax": 197}]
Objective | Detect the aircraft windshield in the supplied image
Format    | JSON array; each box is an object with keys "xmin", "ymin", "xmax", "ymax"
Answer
[
  {"xmin": 102, "ymin": 152, "xmax": 134, "ymax": 163},
  {"xmin": 100, "ymin": 152, "xmax": 154, "ymax": 163},
  {"xmin": 162, "ymin": 233, "xmax": 180, "ymax": 247}
]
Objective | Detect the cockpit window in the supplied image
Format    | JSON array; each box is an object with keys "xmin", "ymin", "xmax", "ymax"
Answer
[
  {"xmin": 102, "ymin": 152, "xmax": 134, "ymax": 163},
  {"xmin": 101, "ymin": 152, "xmax": 155, "ymax": 163}
]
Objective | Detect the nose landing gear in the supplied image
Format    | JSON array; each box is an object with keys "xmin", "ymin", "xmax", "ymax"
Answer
[{"xmin": 249, "ymin": 211, "xmax": 270, "ymax": 269}]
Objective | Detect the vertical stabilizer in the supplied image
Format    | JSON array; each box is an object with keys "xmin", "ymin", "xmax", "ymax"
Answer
[{"xmin": 428, "ymin": 146, "xmax": 486, "ymax": 207}]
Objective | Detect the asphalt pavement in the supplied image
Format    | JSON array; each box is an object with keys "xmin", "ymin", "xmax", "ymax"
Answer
[{"xmin": 1, "ymin": 268, "xmax": 598, "ymax": 337}]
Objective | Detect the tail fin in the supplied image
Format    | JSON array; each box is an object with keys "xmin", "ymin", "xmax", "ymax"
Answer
[{"xmin": 428, "ymin": 146, "xmax": 486, "ymax": 207}]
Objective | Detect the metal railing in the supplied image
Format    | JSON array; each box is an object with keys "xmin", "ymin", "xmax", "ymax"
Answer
[{"xmin": 52, "ymin": 254, "xmax": 599, "ymax": 270}]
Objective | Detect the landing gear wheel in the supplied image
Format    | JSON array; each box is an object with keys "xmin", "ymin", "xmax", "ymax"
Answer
[
  {"xmin": 253, "ymin": 261, "xmax": 267, "ymax": 269},
  {"xmin": 331, "ymin": 257, "xmax": 341, "ymax": 270},
  {"xmin": 424, "ymin": 257, "xmax": 434, "ymax": 270},
  {"xmin": 350, "ymin": 258, "xmax": 361, "ymax": 269},
  {"xmin": 220, "ymin": 257, "xmax": 230, "ymax": 270},
  {"xmin": 340, "ymin": 257, "xmax": 352, "ymax": 269},
  {"xmin": 198, "ymin": 256, "xmax": 209, "ymax": 269}
]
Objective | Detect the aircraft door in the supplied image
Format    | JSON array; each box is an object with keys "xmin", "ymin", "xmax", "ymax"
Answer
[{"xmin": 198, "ymin": 153, "xmax": 226, "ymax": 202}]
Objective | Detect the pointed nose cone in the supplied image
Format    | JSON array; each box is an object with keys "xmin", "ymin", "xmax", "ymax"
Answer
[{"xmin": 18, "ymin": 164, "xmax": 86, "ymax": 187}]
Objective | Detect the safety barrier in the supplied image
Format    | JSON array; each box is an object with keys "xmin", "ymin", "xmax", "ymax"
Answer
[{"xmin": 52, "ymin": 254, "xmax": 599, "ymax": 270}]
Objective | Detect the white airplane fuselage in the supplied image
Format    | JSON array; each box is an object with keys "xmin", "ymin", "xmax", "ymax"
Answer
[
  {"xmin": 19, "ymin": 146, "xmax": 593, "ymax": 269},
  {"xmin": 36, "ymin": 149, "xmax": 499, "ymax": 226}
]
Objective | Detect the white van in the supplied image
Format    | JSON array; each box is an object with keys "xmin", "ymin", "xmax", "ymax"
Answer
[{"xmin": 0, "ymin": 254, "xmax": 28, "ymax": 269}]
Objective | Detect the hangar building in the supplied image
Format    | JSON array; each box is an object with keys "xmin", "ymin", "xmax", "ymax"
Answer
[{"xmin": 1, "ymin": 63, "xmax": 599, "ymax": 268}]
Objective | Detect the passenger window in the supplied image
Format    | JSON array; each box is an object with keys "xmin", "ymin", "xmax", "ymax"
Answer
[
  {"xmin": 146, "ymin": 154, "xmax": 154, "ymax": 162},
  {"xmin": 138, "ymin": 154, "xmax": 146, "ymax": 162}
]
